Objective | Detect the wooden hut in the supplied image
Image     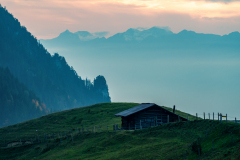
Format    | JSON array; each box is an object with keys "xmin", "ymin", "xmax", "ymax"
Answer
[{"xmin": 115, "ymin": 103, "xmax": 188, "ymax": 130}]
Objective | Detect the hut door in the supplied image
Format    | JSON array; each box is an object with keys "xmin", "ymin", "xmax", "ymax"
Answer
[{"xmin": 156, "ymin": 115, "xmax": 163, "ymax": 125}]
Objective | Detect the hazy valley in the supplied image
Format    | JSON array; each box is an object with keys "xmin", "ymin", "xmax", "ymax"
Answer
[{"xmin": 40, "ymin": 27, "xmax": 240, "ymax": 118}]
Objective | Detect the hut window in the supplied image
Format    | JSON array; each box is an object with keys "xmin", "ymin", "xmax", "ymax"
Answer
[{"xmin": 146, "ymin": 119, "xmax": 152, "ymax": 122}]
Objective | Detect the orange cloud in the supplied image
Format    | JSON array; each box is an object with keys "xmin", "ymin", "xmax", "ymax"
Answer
[{"xmin": 1, "ymin": 0, "xmax": 240, "ymax": 39}]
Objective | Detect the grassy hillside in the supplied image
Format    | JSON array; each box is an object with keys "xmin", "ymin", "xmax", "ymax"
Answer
[
  {"xmin": 0, "ymin": 103, "xmax": 239, "ymax": 160},
  {"xmin": 0, "ymin": 103, "xmax": 195, "ymax": 143}
]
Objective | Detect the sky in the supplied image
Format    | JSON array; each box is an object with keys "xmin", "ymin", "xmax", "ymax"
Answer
[
  {"xmin": 1, "ymin": 0, "xmax": 240, "ymax": 39},
  {"xmin": 1, "ymin": 0, "xmax": 240, "ymax": 118}
]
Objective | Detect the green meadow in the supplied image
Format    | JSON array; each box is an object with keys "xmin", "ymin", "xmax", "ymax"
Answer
[{"xmin": 0, "ymin": 103, "xmax": 239, "ymax": 160}]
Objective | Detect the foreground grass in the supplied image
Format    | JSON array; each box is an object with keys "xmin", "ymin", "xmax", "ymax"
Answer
[
  {"xmin": 0, "ymin": 103, "xmax": 194, "ymax": 144},
  {"xmin": 0, "ymin": 103, "xmax": 239, "ymax": 160},
  {"xmin": 1, "ymin": 121, "xmax": 240, "ymax": 160}
]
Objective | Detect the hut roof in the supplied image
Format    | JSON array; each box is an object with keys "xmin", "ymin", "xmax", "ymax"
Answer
[
  {"xmin": 115, "ymin": 103, "xmax": 188, "ymax": 121},
  {"xmin": 115, "ymin": 103, "xmax": 155, "ymax": 117}
]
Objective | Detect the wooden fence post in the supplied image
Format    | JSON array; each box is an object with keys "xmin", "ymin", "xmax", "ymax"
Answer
[
  {"xmin": 156, "ymin": 116, "xmax": 157, "ymax": 126},
  {"xmin": 226, "ymin": 114, "xmax": 227, "ymax": 122},
  {"xmin": 196, "ymin": 113, "xmax": 198, "ymax": 120},
  {"xmin": 235, "ymin": 117, "xmax": 237, "ymax": 124},
  {"xmin": 213, "ymin": 112, "xmax": 214, "ymax": 121},
  {"xmin": 220, "ymin": 113, "xmax": 222, "ymax": 123},
  {"xmin": 208, "ymin": 113, "xmax": 210, "ymax": 120},
  {"xmin": 204, "ymin": 112, "xmax": 205, "ymax": 120},
  {"xmin": 187, "ymin": 114, "xmax": 188, "ymax": 121},
  {"xmin": 218, "ymin": 113, "xmax": 219, "ymax": 121}
]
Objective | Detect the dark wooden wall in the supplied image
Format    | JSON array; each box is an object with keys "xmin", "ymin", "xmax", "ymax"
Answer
[{"xmin": 121, "ymin": 105, "xmax": 185, "ymax": 130}]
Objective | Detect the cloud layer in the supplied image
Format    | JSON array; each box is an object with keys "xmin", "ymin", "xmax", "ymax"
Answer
[
  {"xmin": 206, "ymin": 0, "xmax": 240, "ymax": 3},
  {"xmin": 1, "ymin": 0, "xmax": 240, "ymax": 39}
]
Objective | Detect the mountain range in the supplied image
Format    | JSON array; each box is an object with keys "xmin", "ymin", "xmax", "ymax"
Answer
[
  {"xmin": 0, "ymin": 66, "xmax": 47, "ymax": 127},
  {"xmin": 40, "ymin": 26, "xmax": 240, "ymax": 118},
  {"xmin": 41, "ymin": 27, "xmax": 240, "ymax": 49},
  {"xmin": 0, "ymin": 4, "xmax": 111, "ymax": 127}
]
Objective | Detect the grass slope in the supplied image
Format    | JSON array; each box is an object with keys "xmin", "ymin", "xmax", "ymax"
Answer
[{"xmin": 0, "ymin": 103, "xmax": 239, "ymax": 160}]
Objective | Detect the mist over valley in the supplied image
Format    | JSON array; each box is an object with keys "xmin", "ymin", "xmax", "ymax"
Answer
[{"xmin": 41, "ymin": 27, "xmax": 240, "ymax": 118}]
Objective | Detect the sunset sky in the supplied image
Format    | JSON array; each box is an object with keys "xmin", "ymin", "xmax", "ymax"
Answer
[
  {"xmin": 1, "ymin": 0, "xmax": 240, "ymax": 117},
  {"xmin": 1, "ymin": 0, "xmax": 240, "ymax": 39}
]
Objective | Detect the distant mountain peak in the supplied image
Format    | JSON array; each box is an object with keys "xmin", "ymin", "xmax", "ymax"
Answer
[
  {"xmin": 54, "ymin": 30, "xmax": 109, "ymax": 41},
  {"xmin": 62, "ymin": 29, "xmax": 71, "ymax": 34},
  {"xmin": 126, "ymin": 28, "xmax": 138, "ymax": 32},
  {"xmin": 111, "ymin": 26, "xmax": 174, "ymax": 41},
  {"xmin": 59, "ymin": 29, "xmax": 75, "ymax": 37},
  {"xmin": 177, "ymin": 30, "xmax": 197, "ymax": 37},
  {"xmin": 227, "ymin": 31, "xmax": 240, "ymax": 37},
  {"xmin": 74, "ymin": 31, "xmax": 92, "ymax": 37},
  {"xmin": 178, "ymin": 29, "xmax": 196, "ymax": 34}
]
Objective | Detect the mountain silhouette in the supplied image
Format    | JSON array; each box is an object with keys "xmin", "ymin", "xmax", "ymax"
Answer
[
  {"xmin": 41, "ymin": 26, "xmax": 240, "ymax": 49},
  {"xmin": 0, "ymin": 67, "xmax": 47, "ymax": 127},
  {"xmin": 0, "ymin": 4, "xmax": 111, "ymax": 114}
]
